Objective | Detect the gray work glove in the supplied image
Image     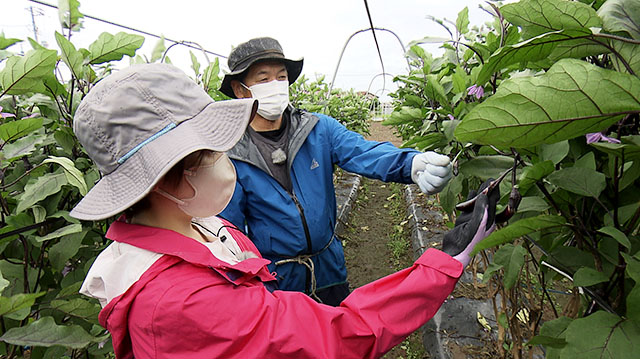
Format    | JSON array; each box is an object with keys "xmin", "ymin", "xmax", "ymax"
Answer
[{"xmin": 442, "ymin": 179, "xmax": 500, "ymax": 267}]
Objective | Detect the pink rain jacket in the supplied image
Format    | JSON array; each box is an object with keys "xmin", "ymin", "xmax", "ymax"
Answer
[{"xmin": 80, "ymin": 217, "xmax": 463, "ymax": 358}]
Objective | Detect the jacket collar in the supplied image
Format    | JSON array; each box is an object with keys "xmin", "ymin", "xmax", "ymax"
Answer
[
  {"xmin": 227, "ymin": 106, "xmax": 319, "ymax": 170},
  {"xmin": 106, "ymin": 218, "xmax": 273, "ymax": 281}
]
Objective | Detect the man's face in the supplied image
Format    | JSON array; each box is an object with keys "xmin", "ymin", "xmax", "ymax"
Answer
[
  {"xmin": 244, "ymin": 60, "xmax": 288, "ymax": 86},
  {"xmin": 231, "ymin": 60, "xmax": 288, "ymax": 99}
]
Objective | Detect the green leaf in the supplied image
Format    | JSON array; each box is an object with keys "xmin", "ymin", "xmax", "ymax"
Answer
[
  {"xmin": 476, "ymin": 29, "xmax": 608, "ymax": 85},
  {"xmin": 32, "ymin": 205, "xmax": 46, "ymax": 223},
  {"xmin": 49, "ymin": 230, "xmax": 86, "ymax": 270},
  {"xmin": 58, "ymin": 0, "xmax": 83, "ymax": 31},
  {"xmin": 1, "ymin": 133, "xmax": 46, "ymax": 161},
  {"xmin": 87, "ymin": 32, "xmax": 144, "ymax": 64},
  {"xmin": 16, "ymin": 172, "xmax": 67, "ymax": 214},
  {"xmin": 456, "ymin": 7, "xmax": 470, "ymax": 35},
  {"xmin": 533, "ymin": 316, "xmax": 571, "ymax": 352},
  {"xmin": 203, "ymin": 57, "xmax": 222, "ymax": 94},
  {"xmin": 574, "ymin": 152, "xmax": 596, "ymax": 170},
  {"xmin": 611, "ymin": 40, "xmax": 640, "ymax": 75},
  {"xmin": 459, "ymin": 155, "xmax": 513, "ymax": 180},
  {"xmin": 35, "ymin": 223, "xmax": 82, "ymax": 243},
  {"xmin": 55, "ymin": 32, "xmax": 84, "ymax": 79},
  {"xmin": 440, "ymin": 174, "xmax": 463, "ymax": 215},
  {"xmin": 622, "ymin": 253, "xmax": 640, "ymax": 283},
  {"xmin": 51, "ymin": 298, "xmax": 100, "ymax": 323},
  {"xmin": 547, "ymin": 167, "xmax": 606, "ymax": 197},
  {"xmin": 501, "ymin": 0, "xmax": 602, "ymax": 40},
  {"xmin": 0, "ymin": 316, "xmax": 98, "ymax": 349},
  {"xmin": 150, "ymin": 36, "xmax": 166, "ymax": 63},
  {"xmin": 627, "ymin": 284, "xmax": 640, "ymax": 321},
  {"xmin": 383, "ymin": 107, "xmax": 423, "ymax": 126},
  {"xmin": 562, "ymin": 312, "xmax": 640, "ymax": 359},
  {"xmin": 517, "ymin": 196, "xmax": 550, "ymax": 213},
  {"xmin": 0, "ymin": 35, "xmax": 22, "ymax": 50},
  {"xmin": 0, "ymin": 116, "xmax": 43, "ymax": 142},
  {"xmin": 0, "ymin": 271, "xmax": 10, "ymax": 294},
  {"xmin": 519, "ymin": 161, "xmax": 555, "ymax": 192},
  {"xmin": 540, "ymin": 140, "xmax": 569, "ymax": 165},
  {"xmin": 591, "ymin": 136, "xmax": 640, "ymax": 160},
  {"xmin": 573, "ymin": 267, "xmax": 609, "ymax": 287},
  {"xmin": 598, "ymin": 0, "xmax": 640, "ymax": 40},
  {"xmin": 0, "ymin": 49, "xmax": 58, "ymax": 96},
  {"xmin": 189, "ymin": 51, "xmax": 200, "ymax": 77},
  {"xmin": 526, "ymin": 335, "xmax": 566, "ymax": 348},
  {"xmin": 425, "ymin": 75, "xmax": 450, "ymax": 111},
  {"xmin": 43, "ymin": 156, "xmax": 87, "ymax": 195},
  {"xmin": 492, "ymin": 244, "xmax": 527, "ymax": 289},
  {"xmin": 455, "ymin": 59, "xmax": 640, "ymax": 149},
  {"xmin": 598, "ymin": 226, "xmax": 631, "ymax": 248},
  {"xmin": 472, "ymin": 215, "xmax": 567, "ymax": 254},
  {"xmin": 0, "ymin": 292, "xmax": 46, "ymax": 317}
]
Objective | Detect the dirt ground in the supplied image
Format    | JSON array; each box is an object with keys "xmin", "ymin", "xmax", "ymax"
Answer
[{"xmin": 338, "ymin": 120, "xmax": 428, "ymax": 358}]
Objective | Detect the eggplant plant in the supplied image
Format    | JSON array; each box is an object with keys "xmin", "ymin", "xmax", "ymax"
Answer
[{"xmin": 387, "ymin": 0, "xmax": 640, "ymax": 357}]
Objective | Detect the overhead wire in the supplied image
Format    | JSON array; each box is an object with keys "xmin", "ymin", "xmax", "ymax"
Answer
[
  {"xmin": 27, "ymin": 0, "xmax": 227, "ymax": 58},
  {"xmin": 362, "ymin": 0, "xmax": 386, "ymax": 94}
]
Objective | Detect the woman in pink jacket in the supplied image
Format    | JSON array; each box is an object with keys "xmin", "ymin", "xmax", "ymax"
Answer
[{"xmin": 72, "ymin": 63, "xmax": 498, "ymax": 359}]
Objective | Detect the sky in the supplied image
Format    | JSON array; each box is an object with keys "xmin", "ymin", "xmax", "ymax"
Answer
[{"xmin": 2, "ymin": 0, "xmax": 495, "ymax": 101}]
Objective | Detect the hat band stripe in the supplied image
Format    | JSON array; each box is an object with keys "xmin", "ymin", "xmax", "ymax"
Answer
[{"xmin": 117, "ymin": 123, "xmax": 177, "ymax": 164}]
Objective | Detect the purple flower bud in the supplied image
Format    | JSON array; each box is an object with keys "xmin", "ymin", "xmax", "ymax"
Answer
[
  {"xmin": 447, "ymin": 114, "xmax": 455, "ymax": 121},
  {"xmin": 466, "ymin": 84, "xmax": 484, "ymax": 99},
  {"xmin": 0, "ymin": 106, "xmax": 16, "ymax": 119},
  {"xmin": 586, "ymin": 132, "xmax": 621, "ymax": 144}
]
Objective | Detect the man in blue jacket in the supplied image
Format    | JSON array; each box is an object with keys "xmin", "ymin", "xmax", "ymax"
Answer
[{"xmin": 219, "ymin": 37, "xmax": 453, "ymax": 306}]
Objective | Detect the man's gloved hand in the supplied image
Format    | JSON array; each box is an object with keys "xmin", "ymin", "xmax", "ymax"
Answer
[
  {"xmin": 411, "ymin": 152, "xmax": 453, "ymax": 195},
  {"xmin": 443, "ymin": 179, "xmax": 500, "ymax": 267}
]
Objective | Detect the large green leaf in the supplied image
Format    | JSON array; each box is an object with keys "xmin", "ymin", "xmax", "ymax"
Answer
[
  {"xmin": 55, "ymin": 32, "xmax": 84, "ymax": 80},
  {"xmin": 456, "ymin": 7, "xmax": 470, "ymax": 35},
  {"xmin": 501, "ymin": 0, "xmax": 602, "ymax": 40},
  {"xmin": 87, "ymin": 32, "xmax": 144, "ymax": 64},
  {"xmin": 0, "ymin": 316, "xmax": 98, "ymax": 349},
  {"xmin": 493, "ymin": 244, "xmax": 527, "ymax": 289},
  {"xmin": 476, "ymin": 29, "xmax": 608, "ymax": 85},
  {"xmin": 458, "ymin": 155, "xmax": 513, "ymax": 180},
  {"xmin": 0, "ymin": 116, "xmax": 43, "ymax": 142},
  {"xmin": 16, "ymin": 172, "xmax": 68, "ymax": 214},
  {"xmin": 561, "ymin": 311, "xmax": 640, "ymax": 359},
  {"xmin": 43, "ymin": 156, "xmax": 87, "ymax": 195},
  {"xmin": 455, "ymin": 59, "xmax": 640, "ymax": 148},
  {"xmin": 472, "ymin": 214, "xmax": 567, "ymax": 254},
  {"xmin": 0, "ymin": 49, "xmax": 58, "ymax": 96},
  {"xmin": 598, "ymin": 0, "xmax": 640, "ymax": 40},
  {"xmin": 547, "ymin": 166, "xmax": 606, "ymax": 197}
]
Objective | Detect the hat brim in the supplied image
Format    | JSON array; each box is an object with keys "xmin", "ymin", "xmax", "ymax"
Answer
[
  {"xmin": 220, "ymin": 57, "xmax": 303, "ymax": 98},
  {"xmin": 70, "ymin": 99, "xmax": 258, "ymax": 221}
]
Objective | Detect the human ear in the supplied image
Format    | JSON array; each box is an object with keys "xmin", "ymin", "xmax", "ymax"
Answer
[{"xmin": 231, "ymin": 80, "xmax": 250, "ymax": 99}]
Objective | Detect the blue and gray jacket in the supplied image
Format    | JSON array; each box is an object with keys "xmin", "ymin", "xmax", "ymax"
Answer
[{"xmin": 220, "ymin": 106, "xmax": 419, "ymax": 294}]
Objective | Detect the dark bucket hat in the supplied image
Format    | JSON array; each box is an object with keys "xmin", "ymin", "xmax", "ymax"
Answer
[{"xmin": 220, "ymin": 37, "xmax": 303, "ymax": 98}]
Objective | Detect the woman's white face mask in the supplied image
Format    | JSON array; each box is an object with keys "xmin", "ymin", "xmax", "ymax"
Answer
[
  {"xmin": 242, "ymin": 80, "xmax": 290, "ymax": 121},
  {"xmin": 156, "ymin": 154, "xmax": 236, "ymax": 218}
]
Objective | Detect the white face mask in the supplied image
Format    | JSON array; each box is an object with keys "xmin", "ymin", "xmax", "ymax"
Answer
[
  {"xmin": 242, "ymin": 80, "xmax": 290, "ymax": 121},
  {"xmin": 156, "ymin": 154, "xmax": 236, "ymax": 218}
]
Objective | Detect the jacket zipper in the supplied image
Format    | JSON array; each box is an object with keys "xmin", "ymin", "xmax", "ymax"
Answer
[{"xmin": 291, "ymin": 190, "xmax": 313, "ymax": 253}]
